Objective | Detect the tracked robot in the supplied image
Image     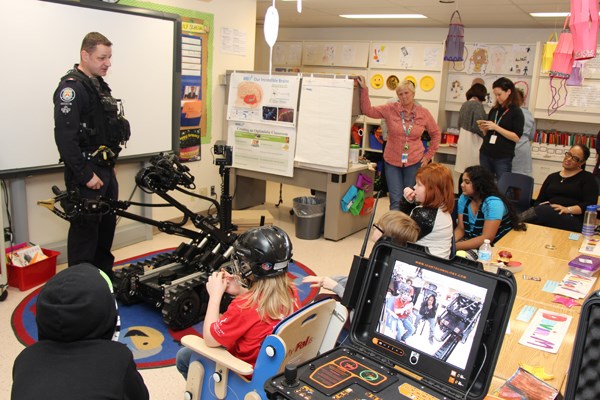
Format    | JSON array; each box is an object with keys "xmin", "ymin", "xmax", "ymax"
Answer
[{"xmin": 39, "ymin": 143, "xmax": 239, "ymax": 330}]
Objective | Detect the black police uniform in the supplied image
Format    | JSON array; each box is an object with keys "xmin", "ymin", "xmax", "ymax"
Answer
[{"xmin": 53, "ymin": 64, "xmax": 130, "ymax": 279}]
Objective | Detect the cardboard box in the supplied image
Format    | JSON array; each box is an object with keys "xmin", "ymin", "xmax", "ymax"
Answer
[
  {"xmin": 232, "ymin": 209, "xmax": 274, "ymax": 233},
  {"xmin": 6, "ymin": 243, "xmax": 60, "ymax": 291}
]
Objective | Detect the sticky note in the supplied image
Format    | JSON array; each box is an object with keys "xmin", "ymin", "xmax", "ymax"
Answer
[
  {"xmin": 569, "ymin": 233, "xmax": 580, "ymax": 240},
  {"xmin": 543, "ymin": 280, "xmax": 559, "ymax": 292},
  {"xmin": 517, "ymin": 305, "xmax": 537, "ymax": 322}
]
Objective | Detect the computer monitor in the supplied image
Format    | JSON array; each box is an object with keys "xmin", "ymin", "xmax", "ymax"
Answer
[{"xmin": 353, "ymin": 244, "xmax": 499, "ymax": 395}]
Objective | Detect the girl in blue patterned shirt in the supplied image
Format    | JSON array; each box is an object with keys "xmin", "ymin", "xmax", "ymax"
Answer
[{"xmin": 454, "ymin": 165, "xmax": 525, "ymax": 259}]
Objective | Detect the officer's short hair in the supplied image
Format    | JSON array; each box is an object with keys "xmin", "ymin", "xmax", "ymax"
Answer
[{"xmin": 81, "ymin": 32, "xmax": 112, "ymax": 53}]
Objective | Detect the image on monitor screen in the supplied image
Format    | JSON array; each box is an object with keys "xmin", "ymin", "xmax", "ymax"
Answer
[{"xmin": 375, "ymin": 259, "xmax": 489, "ymax": 371}]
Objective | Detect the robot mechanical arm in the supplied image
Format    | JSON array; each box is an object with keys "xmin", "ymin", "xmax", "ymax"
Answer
[
  {"xmin": 38, "ymin": 152, "xmax": 234, "ymax": 244},
  {"xmin": 38, "ymin": 151, "xmax": 241, "ymax": 330}
]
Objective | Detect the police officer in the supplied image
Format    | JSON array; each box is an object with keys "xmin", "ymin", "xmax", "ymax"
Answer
[{"xmin": 54, "ymin": 32, "xmax": 130, "ymax": 280}]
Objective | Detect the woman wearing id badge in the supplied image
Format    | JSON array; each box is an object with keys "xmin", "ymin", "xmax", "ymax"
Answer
[
  {"xmin": 478, "ymin": 77, "xmax": 524, "ymax": 181},
  {"xmin": 357, "ymin": 76, "xmax": 441, "ymax": 211}
]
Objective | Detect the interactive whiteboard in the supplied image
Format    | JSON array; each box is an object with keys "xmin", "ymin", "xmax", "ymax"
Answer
[{"xmin": 0, "ymin": 0, "xmax": 181, "ymax": 176}]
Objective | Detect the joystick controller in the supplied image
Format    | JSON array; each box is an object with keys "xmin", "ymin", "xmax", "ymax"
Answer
[{"xmin": 283, "ymin": 364, "xmax": 300, "ymax": 388}]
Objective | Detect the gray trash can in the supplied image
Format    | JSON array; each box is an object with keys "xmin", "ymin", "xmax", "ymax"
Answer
[{"xmin": 292, "ymin": 196, "xmax": 325, "ymax": 240}]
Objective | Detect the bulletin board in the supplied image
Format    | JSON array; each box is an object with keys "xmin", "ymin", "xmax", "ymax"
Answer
[
  {"xmin": 369, "ymin": 42, "xmax": 444, "ymax": 71},
  {"xmin": 448, "ymin": 43, "xmax": 536, "ymax": 76},
  {"xmin": 120, "ymin": 0, "xmax": 215, "ymax": 155},
  {"xmin": 302, "ymin": 41, "xmax": 370, "ymax": 68},
  {"xmin": 273, "ymin": 42, "xmax": 303, "ymax": 67},
  {"xmin": 367, "ymin": 41, "xmax": 444, "ymax": 122},
  {"xmin": 446, "ymin": 73, "xmax": 533, "ymax": 108},
  {"xmin": 444, "ymin": 42, "xmax": 537, "ymax": 111},
  {"xmin": 534, "ymin": 77, "xmax": 600, "ymax": 122}
]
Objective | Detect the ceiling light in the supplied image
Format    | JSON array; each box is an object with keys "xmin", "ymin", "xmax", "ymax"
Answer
[
  {"xmin": 530, "ymin": 12, "xmax": 570, "ymax": 18},
  {"xmin": 531, "ymin": 12, "xmax": 600, "ymax": 17},
  {"xmin": 340, "ymin": 14, "xmax": 427, "ymax": 19}
]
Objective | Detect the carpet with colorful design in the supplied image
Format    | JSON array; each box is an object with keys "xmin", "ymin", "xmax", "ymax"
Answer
[{"xmin": 11, "ymin": 249, "xmax": 318, "ymax": 369}]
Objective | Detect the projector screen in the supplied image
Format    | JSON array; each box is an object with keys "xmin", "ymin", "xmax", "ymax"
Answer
[{"xmin": 0, "ymin": 0, "xmax": 181, "ymax": 177}]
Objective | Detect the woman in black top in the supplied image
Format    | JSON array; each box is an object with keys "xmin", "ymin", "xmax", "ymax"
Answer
[
  {"xmin": 413, "ymin": 294, "xmax": 438, "ymax": 344},
  {"xmin": 478, "ymin": 77, "xmax": 524, "ymax": 181},
  {"xmin": 527, "ymin": 144, "xmax": 599, "ymax": 232}
]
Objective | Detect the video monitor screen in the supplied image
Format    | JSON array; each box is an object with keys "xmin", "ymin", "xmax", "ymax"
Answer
[{"xmin": 364, "ymin": 247, "xmax": 498, "ymax": 392}]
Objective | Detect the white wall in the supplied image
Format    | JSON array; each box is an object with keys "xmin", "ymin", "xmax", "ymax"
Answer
[
  {"xmin": 147, "ymin": 0, "xmax": 258, "ymax": 222},
  {"xmin": 255, "ymin": 27, "xmax": 561, "ymax": 71},
  {"xmin": 8, "ymin": 0, "xmax": 257, "ymax": 253}
]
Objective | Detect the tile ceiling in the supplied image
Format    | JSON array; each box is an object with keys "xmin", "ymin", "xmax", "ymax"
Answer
[{"xmin": 256, "ymin": 0, "xmax": 574, "ymax": 29}]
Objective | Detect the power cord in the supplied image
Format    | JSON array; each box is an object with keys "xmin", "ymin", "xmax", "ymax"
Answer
[
  {"xmin": 207, "ymin": 372, "xmax": 241, "ymax": 400},
  {"xmin": 463, "ymin": 342, "xmax": 487, "ymax": 399},
  {"xmin": 1, "ymin": 179, "xmax": 15, "ymax": 249}
]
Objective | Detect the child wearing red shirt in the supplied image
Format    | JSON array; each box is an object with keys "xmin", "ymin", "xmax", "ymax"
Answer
[{"xmin": 176, "ymin": 226, "xmax": 299, "ymax": 378}]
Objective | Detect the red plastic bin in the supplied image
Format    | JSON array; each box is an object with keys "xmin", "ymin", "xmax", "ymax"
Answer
[{"xmin": 5, "ymin": 243, "xmax": 60, "ymax": 291}]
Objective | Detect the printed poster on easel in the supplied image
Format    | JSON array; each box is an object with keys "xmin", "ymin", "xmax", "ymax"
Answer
[
  {"xmin": 226, "ymin": 72, "xmax": 301, "ymax": 177},
  {"xmin": 227, "ymin": 72, "xmax": 300, "ymax": 125},
  {"xmin": 227, "ymin": 121, "xmax": 296, "ymax": 177}
]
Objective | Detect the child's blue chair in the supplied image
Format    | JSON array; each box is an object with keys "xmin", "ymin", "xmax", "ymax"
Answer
[{"xmin": 181, "ymin": 298, "xmax": 348, "ymax": 400}]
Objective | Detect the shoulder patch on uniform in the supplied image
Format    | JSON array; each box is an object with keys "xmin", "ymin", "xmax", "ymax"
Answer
[{"xmin": 60, "ymin": 87, "xmax": 76, "ymax": 102}]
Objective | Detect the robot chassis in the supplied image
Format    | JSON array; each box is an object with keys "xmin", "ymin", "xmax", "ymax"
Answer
[
  {"xmin": 42, "ymin": 143, "xmax": 239, "ymax": 330},
  {"xmin": 434, "ymin": 292, "xmax": 482, "ymax": 361}
]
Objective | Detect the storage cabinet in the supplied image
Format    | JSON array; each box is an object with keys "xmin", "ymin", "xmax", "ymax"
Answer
[{"xmin": 351, "ymin": 116, "xmax": 383, "ymax": 154}]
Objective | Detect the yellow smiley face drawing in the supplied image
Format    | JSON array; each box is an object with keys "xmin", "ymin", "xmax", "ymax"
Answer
[{"xmin": 370, "ymin": 74, "xmax": 384, "ymax": 89}]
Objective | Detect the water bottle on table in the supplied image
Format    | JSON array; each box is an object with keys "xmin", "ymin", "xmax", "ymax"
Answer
[
  {"xmin": 478, "ymin": 239, "xmax": 492, "ymax": 267},
  {"xmin": 582, "ymin": 205, "xmax": 598, "ymax": 238}
]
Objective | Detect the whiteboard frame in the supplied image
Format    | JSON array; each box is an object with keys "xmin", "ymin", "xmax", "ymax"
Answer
[{"xmin": 0, "ymin": 0, "xmax": 182, "ymax": 178}]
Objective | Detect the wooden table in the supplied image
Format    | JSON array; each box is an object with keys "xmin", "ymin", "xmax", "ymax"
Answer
[
  {"xmin": 492, "ymin": 298, "xmax": 580, "ymax": 391},
  {"xmin": 490, "ymin": 247, "xmax": 598, "ymax": 308},
  {"xmin": 494, "ymin": 223, "xmax": 583, "ymax": 262},
  {"xmin": 488, "ymin": 224, "xmax": 600, "ymax": 395}
]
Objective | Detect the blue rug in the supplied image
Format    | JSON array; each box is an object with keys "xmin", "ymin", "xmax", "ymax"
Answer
[{"xmin": 11, "ymin": 249, "xmax": 318, "ymax": 369}]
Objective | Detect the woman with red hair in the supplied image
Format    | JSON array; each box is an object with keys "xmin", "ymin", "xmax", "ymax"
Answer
[{"xmin": 401, "ymin": 163, "xmax": 455, "ymax": 258}]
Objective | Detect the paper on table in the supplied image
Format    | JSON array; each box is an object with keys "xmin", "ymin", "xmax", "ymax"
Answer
[
  {"xmin": 553, "ymin": 272, "xmax": 597, "ymax": 299},
  {"xmin": 579, "ymin": 237, "xmax": 600, "ymax": 256},
  {"xmin": 492, "ymin": 367, "xmax": 559, "ymax": 400},
  {"xmin": 518, "ymin": 309, "xmax": 572, "ymax": 354}
]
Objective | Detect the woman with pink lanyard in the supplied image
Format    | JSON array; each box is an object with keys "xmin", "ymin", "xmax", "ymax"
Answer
[
  {"xmin": 357, "ymin": 76, "xmax": 441, "ymax": 210},
  {"xmin": 477, "ymin": 77, "xmax": 524, "ymax": 181}
]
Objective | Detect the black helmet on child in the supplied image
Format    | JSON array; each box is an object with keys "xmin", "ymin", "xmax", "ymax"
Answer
[{"xmin": 231, "ymin": 225, "xmax": 293, "ymax": 288}]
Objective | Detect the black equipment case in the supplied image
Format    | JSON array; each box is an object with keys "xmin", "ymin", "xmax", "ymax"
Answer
[
  {"xmin": 265, "ymin": 240, "xmax": 517, "ymax": 400},
  {"xmin": 563, "ymin": 289, "xmax": 600, "ymax": 400}
]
